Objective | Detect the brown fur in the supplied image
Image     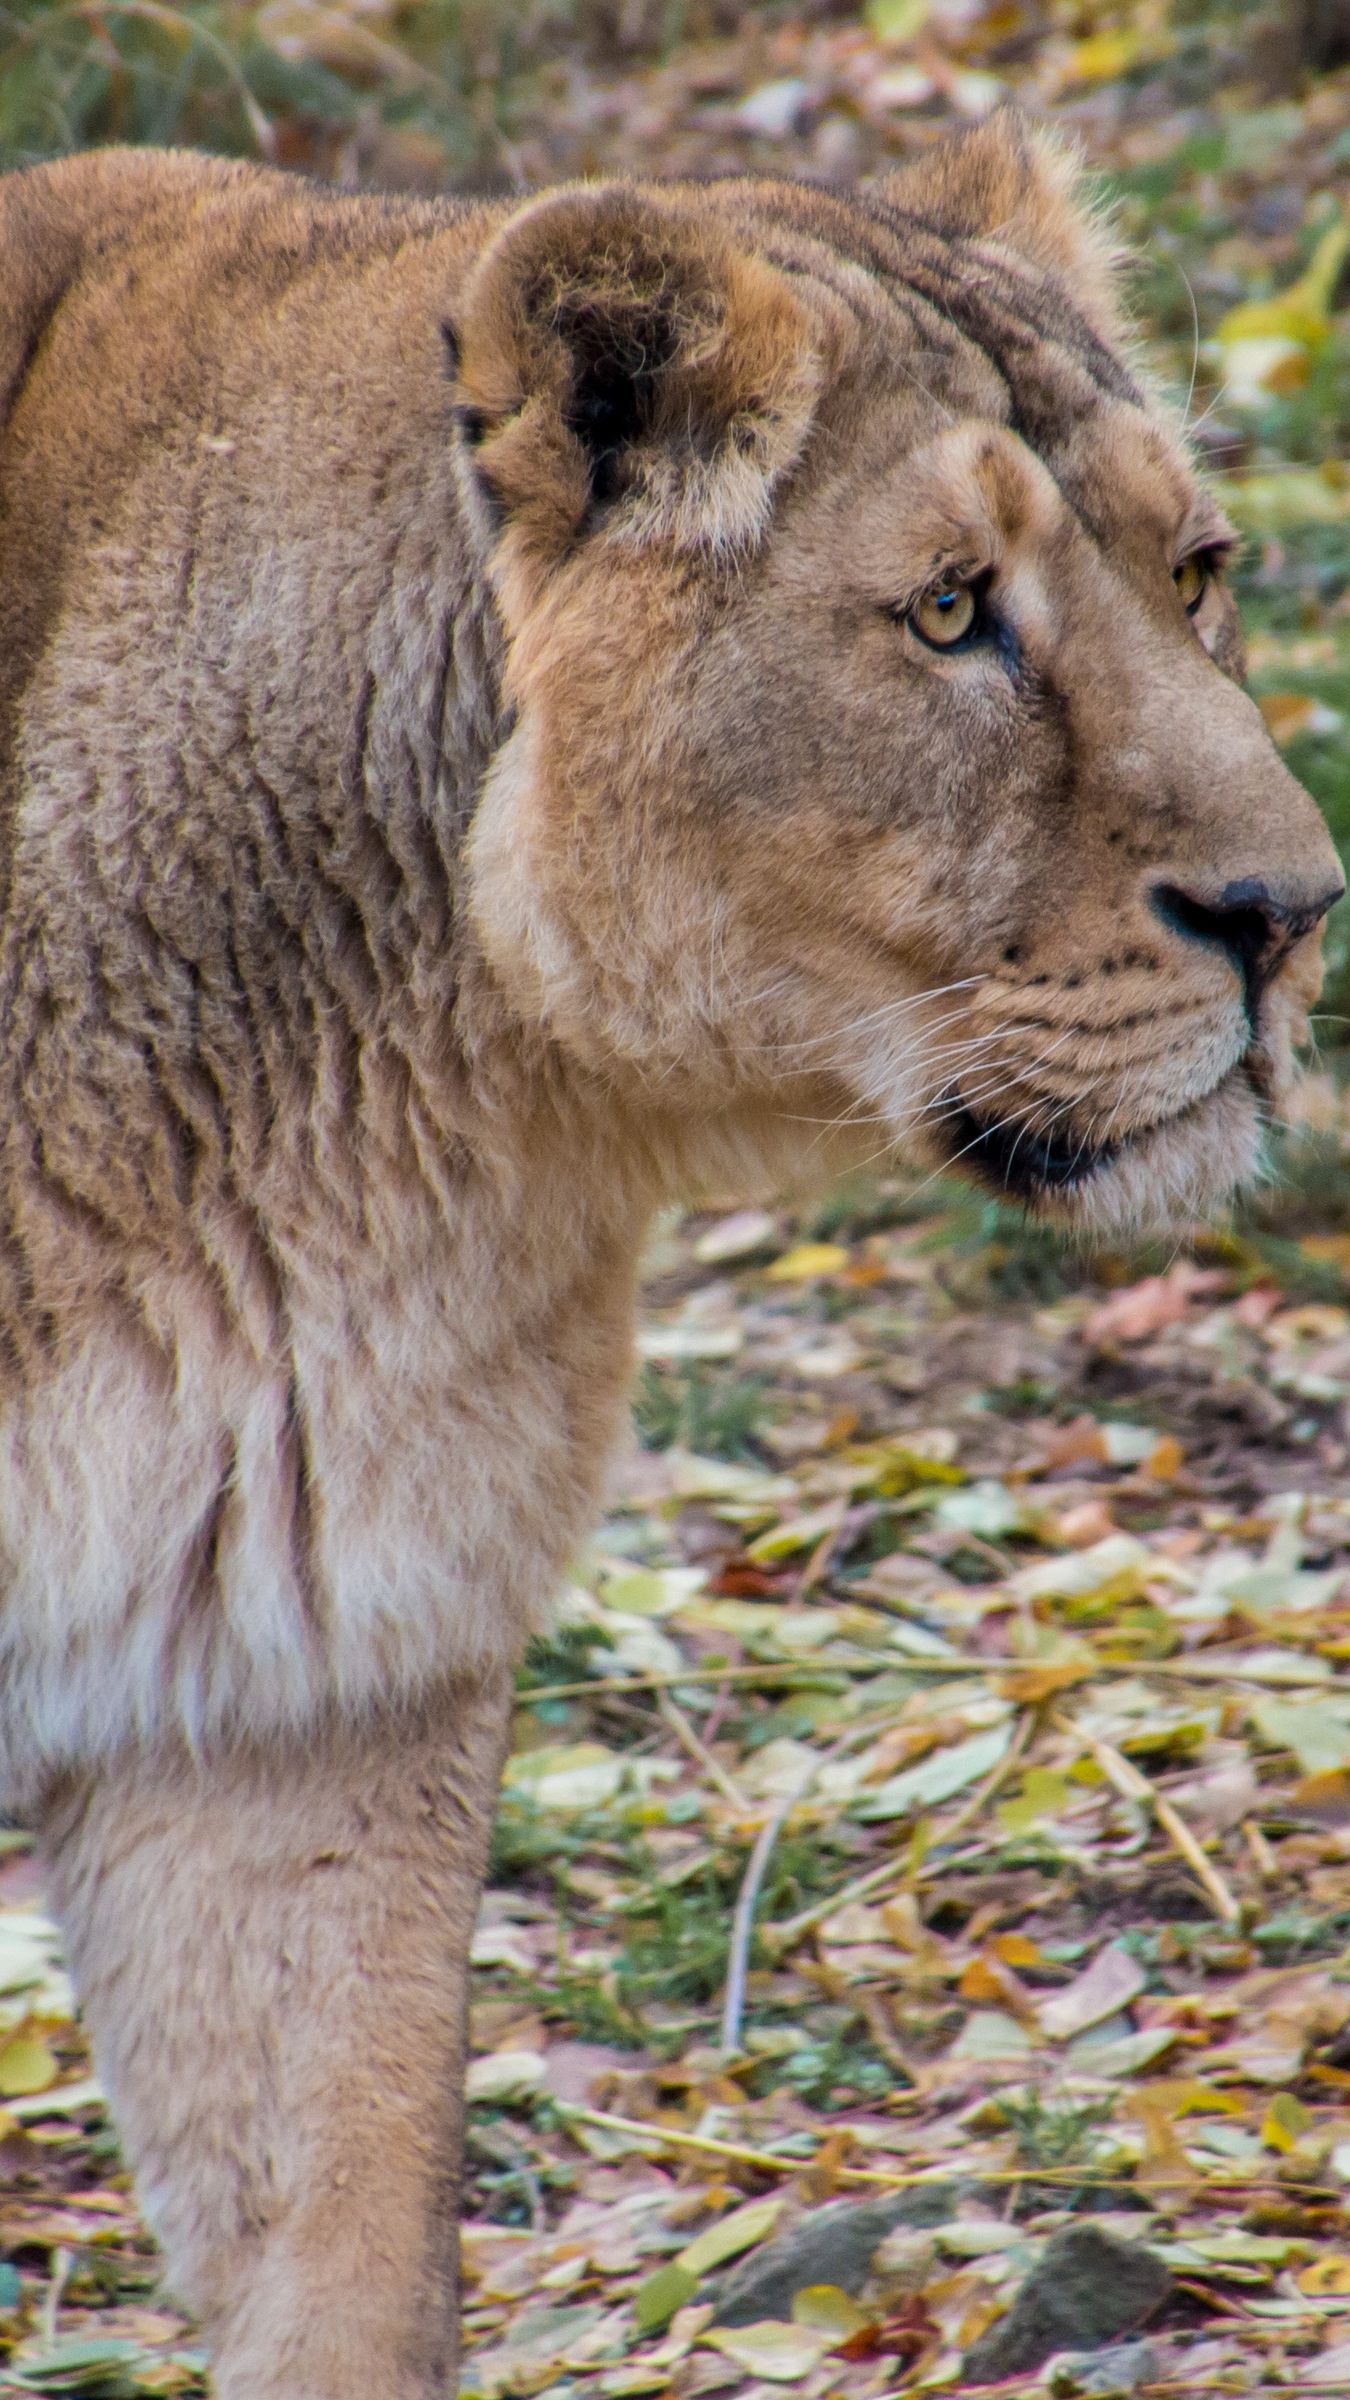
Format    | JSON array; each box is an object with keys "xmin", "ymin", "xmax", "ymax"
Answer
[{"xmin": 0, "ymin": 117, "xmax": 1339, "ymax": 2393}]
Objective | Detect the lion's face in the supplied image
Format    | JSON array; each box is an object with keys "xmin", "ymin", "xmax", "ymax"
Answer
[{"xmin": 457, "ymin": 118, "xmax": 1342, "ymax": 1231}]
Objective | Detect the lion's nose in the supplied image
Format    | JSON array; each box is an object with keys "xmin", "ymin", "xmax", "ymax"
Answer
[{"xmin": 1151, "ymin": 874, "xmax": 1344, "ymax": 1019}]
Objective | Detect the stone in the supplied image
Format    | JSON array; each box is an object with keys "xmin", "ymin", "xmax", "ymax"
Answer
[
  {"xmin": 711, "ymin": 2187, "xmax": 958, "ymax": 2327},
  {"xmin": 963, "ymin": 2227, "xmax": 1172, "ymax": 2385}
]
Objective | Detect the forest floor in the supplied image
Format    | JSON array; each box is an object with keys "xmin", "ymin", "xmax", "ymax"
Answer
[
  {"xmin": 2, "ymin": 3, "xmax": 1350, "ymax": 2395},
  {"xmin": 5, "ymin": 1129, "xmax": 1350, "ymax": 2397}
]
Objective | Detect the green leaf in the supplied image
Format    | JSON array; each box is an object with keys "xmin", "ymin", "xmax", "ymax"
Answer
[
  {"xmin": 865, "ymin": 0, "xmax": 931, "ymax": 40},
  {"xmin": 7, "ymin": 2342, "xmax": 142, "ymax": 2396},
  {"xmin": 1250, "ymin": 1696, "xmax": 1350, "ymax": 1777},
  {"xmin": 677, "ymin": 2195, "xmax": 783, "ymax": 2277},
  {"xmin": 633, "ymin": 2264, "xmax": 698, "ymax": 2336},
  {"xmin": 854, "ymin": 1723, "xmax": 1012, "ymax": 1820}
]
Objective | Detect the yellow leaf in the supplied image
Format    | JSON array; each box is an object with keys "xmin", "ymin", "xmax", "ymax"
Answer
[
  {"xmin": 764, "ymin": 1242, "xmax": 850, "ymax": 1283},
  {"xmin": 1146, "ymin": 1435, "xmax": 1185, "ymax": 1481},
  {"xmin": 1063, "ymin": 19, "xmax": 1173, "ymax": 83},
  {"xmin": 997, "ymin": 1766, "xmax": 1071, "ymax": 1833},
  {"xmin": 1259, "ymin": 692, "xmax": 1320, "ymax": 747},
  {"xmin": 677, "ymin": 2196, "xmax": 783, "ymax": 2278},
  {"xmin": 959, "ymin": 1954, "xmax": 1009, "ymax": 2004},
  {"xmin": 1299, "ymin": 2256, "xmax": 1350, "ymax": 2297},
  {"xmin": 1216, "ymin": 216, "xmax": 1350, "ymax": 351},
  {"xmin": 1067, "ymin": 28, "xmax": 1141, "ymax": 80},
  {"xmin": 865, "ymin": 0, "xmax": 931, "ymax": 40},
  {"xmin": 1291, "ymin": 1769, "xmax": 1350, "ymax": 1824},
  {"xmin": 996, "ymin": 1663, "xmax": 1089, "ymax": 1706},
  {"xmin": 1300, "ymin": 1235, "xmax": 1350, "ymax": 1272},
  {"xmin": 745, "ymin": 1505, "xmax": 845, "ymax": 1564},
  {"xmin": 1137, "ymin": 2078, "xmax": 1243, "ymax": 2119},
  {"xmin": 790, "ymin": 2284, "xmax": 871, "ymax": 2338},
  {"xmin": 1261, "ymin": 2092, "xmax": 1313, "ymax": 2152},
  {"xmin": 0, "ymin": 2031, "xmax": 59, "ymax": 2099},
  {"xmin": 992, "ymin": 1932, "xmax": 1047, "ymax": 1970}
]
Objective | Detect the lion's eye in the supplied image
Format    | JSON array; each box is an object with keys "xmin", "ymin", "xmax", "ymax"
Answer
[
  {"xmin": 1173, "ymin": 555, "xmax": 1209, "ymax": 615},
  {"xmin": 909, "ymin": 580, "xmax": 978, "ymax": 648}
]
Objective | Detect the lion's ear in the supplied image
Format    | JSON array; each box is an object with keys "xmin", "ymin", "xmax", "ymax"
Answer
[
  {"xmin": 450, "ymin": 185, "xmax": 822, "ymax": 563},
  {"xmin": 877, "ymin": 112, "xmax": 1125, "ymax": 342}
]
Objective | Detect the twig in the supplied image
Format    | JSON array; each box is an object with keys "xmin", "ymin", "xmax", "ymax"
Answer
[
  {"xmin": 554, "ymin": 2105, "xmax": 1307, "ymax": 2196},
  {"xmin": 40, "ymin": 2247, "xmax": 72, "ymax": 2353},
  {"xmin": 719, "ymin": 1724, "xmax": 874, "ymax": 2054},
  {"xmin": 520, "ymin": 1659, "xmax": 866, "ymax": 1703},
  {"xmin": 1059, "ymin": 1716, "xmax": 1241, "ymax": 1926},
  {"xmin": 519, "ymin": 1653, "xmax": 1336, "ymax": 1704},
  {"xmin": 556, "ymin": 2101, "xmax": 921, "ymax": 2186},
  {"xmin": 657, "ymin": 1693, "xmax": 751, "ymax": 1814},
  {"xmin": 1242, "ymin": 1817, "xmax": 1277, "ymax": 1882}
]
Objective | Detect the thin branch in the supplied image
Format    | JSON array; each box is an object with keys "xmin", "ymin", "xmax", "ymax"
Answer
[
  {"xmin": 1059, "ymin": 1715, "xmax": 1241, "ymax": 1926},
  {"xmin": 657, "ymin": 1692, "xmax": 751, "ymax": 1814},
  {"xmin": 719, "ymin": 1724, "xmax": 875, "ymax": 2054},
  {"xmin": 518, "ymin": 1653, "xmax": 1337, "ymax": 1704},
  {"xmin": 554, "ymin": 2104, "xmax": 1318, "ymax": 2197}
]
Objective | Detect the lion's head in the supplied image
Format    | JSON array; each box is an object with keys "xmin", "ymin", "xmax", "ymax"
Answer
[{"xmin": 454, "ymin": 114, "xmax": 1342, "ymax": 1231}]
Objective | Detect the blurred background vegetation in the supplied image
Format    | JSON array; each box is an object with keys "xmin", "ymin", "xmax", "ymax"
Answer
[{"xmin": 0, "ymin": 0, "xmax": 1346, "ymax": 1025}]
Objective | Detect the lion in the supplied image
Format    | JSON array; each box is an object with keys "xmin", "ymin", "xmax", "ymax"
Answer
[{"xmin": 0, "ymin": 113, "xmax": 1339, "ymax": 2396}]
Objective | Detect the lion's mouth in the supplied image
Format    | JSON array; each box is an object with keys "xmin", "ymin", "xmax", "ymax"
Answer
[
  {"xmin": 944, "ymin": 1059, "xmax": 1258, "ymax": 1205},
  {"xmin": 944, "ymin": 1102, "xmax": 1117, "ymax": 1201}
]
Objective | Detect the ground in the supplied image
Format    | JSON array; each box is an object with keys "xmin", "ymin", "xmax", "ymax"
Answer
[{"xmin": 1, "ymin": 3, "xmax": 1349, "ymax": 2395}]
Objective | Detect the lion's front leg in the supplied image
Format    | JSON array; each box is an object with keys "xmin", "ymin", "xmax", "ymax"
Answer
[{"xmin": 40, "ymin": 1674, "xmax": 512, "ymax": 2400}]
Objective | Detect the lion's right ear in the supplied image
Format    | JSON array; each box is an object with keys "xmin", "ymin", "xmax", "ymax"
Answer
[{"xmin": 449, "ymin": 186, "xmax": 822, "ymax": 567}]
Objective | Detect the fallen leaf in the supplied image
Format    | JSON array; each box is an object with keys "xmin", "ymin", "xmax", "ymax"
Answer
[
  {"xmin": 1250, "ymin": 1696, "xmax": 1350, "ymax": 1777},
  {"xmin": 702, "ymin": 2320, "xmax": 836, "ymax": 2380},
  {"xmin": 1040, "ymin": 1943, "xmax": 1147, "ymax": 2042},
  {"xmin": 465, "ymin": 2050, "xmax": 547, "ymax": 2107},
  {"xmin": 633, "ymin": 2264, "xmax": 698, "ymax": 2335},
  {"xmin": 1302, "ymin": 2339, "xmax": 1350, "ymax": 2385},
  {"xmin": 764, "ymin": 1243, "xmax": 850, "ymax": 1283},
  {"xmin": 790, "ymin": 2284, "xmax": 871, "ymax": 2337},
  {"xmin": 1261, "ymin": 2092, "xmax": 1313, "ymax": 2153},
  {"xmin": 1298, "ymin": 2256, "xmax": 1350, "ymax": 2297},
  {"xmin": 676, "ymin": 2195, "xmax": 783, "ymax": 2277},
  {"xmin": 0, "ymin": 2031, "xmax": 58, "ymax": 2100},
  {"xmin": 854, "ymin": 1723, "xmax": 1012, "ymax": 1820}
]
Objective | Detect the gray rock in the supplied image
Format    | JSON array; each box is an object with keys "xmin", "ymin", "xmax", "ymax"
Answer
[
  {"xmin": 963, "ymin": 2228, "xmax": 1172, "ymax": 2385},
  {"xmin": 711, "ymin": 2186, "xmax": 958, "ymax": 2327}
]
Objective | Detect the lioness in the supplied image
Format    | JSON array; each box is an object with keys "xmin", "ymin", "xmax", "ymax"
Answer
[{"xmin": 0, "ymin": 111, "xmax": 1340, "ymax": 2396}]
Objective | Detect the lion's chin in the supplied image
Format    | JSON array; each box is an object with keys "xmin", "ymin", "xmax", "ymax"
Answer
[{"xmin": 945, "ymin": 1063, "xmax": 1266, "ymax": 1236}]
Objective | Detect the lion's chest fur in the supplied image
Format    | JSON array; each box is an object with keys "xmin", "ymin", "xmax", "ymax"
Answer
[{"xmin": 0, "ymin": 1194, "xmax": 637, "ymax": 1803}]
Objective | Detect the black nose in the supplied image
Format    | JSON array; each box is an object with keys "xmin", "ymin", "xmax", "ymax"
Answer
[{"xmin": 1151, "ymin": 874, "xmax": 1344, "ymax": 1020}]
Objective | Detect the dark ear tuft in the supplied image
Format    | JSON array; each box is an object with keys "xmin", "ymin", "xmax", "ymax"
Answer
[
  {"xmin": 452, "ymin": 185, "xmax": 823, "ymax": 562},
  {"xmin": 555, "ymin": 294, "xmax": 678, "ymax": 504}
]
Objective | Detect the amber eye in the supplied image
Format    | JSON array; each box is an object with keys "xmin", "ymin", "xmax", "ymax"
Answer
[
  {"xmin": 1174, "ymin": 554, "xmax": 1209, "ymax": 615},
  {"xmin": 909, "ymin": 580, "xmax": 978, "ymax": 648}
]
